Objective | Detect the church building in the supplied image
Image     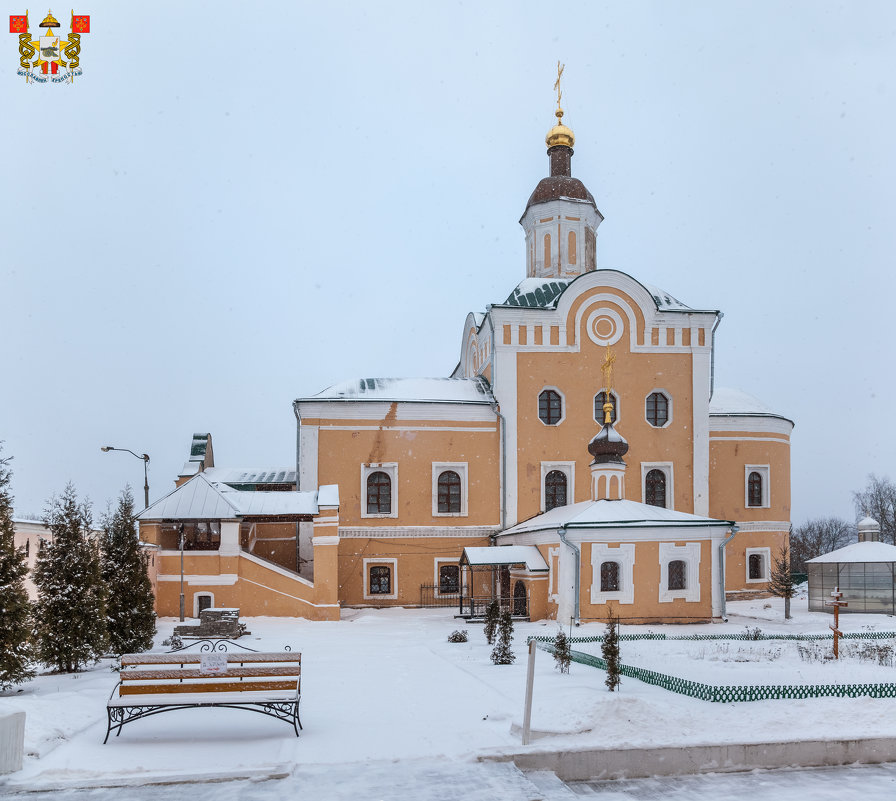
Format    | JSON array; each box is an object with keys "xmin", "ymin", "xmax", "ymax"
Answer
[{"xmin": 138, "ymin": 98, "xmax": 793, "ymax": 624}]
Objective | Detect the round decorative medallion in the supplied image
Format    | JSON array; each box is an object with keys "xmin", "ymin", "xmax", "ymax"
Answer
[{"xmin": 585, "ymin": 307, "xmax": 624, "ymax": 346}]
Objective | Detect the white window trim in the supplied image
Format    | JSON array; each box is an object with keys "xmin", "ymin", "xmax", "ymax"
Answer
[
  {"xmin": 745, "ymin": 547, "xmax": 771, "ymax": 583},
  {"xmin": 431, "ymin": 462, "xmax": 469, "ymax": 517},
  {"xmin": 594, "ymin": 388, "xmax": 621, "ymax": 426},
  {"xmin": 433, "ymin": 557, "xmax": 461, "ymax": 597},
  {"xmin": 745, "ymin": 464, "xmax": 770, "ymax": 509},
  {"xmin": 537, "ymin": 385, "xmax": 566, "ymax": 426},
  {"xmin": 193, "ymin": 592, "xmax": 214, "ymax": 618},
  {"xmin": 590, "ymin": 543, "xmax": 635, "ymax": 605},
  {"xmin": 645, "ymin": 388, "xmax": 673, "ymax": 429},
  {"xmin": 548, "ymin": 546, "xmax": 560, "ymax": 603},
  {"xmin": 641, "ymin": 462, "xmax": 674, "ymax": 510},
  {"xmin": 541, "ymin": 461, "xmax": 575, "ymax": 511},
  {"xmin": 361, "ymin": 463, "xmax": 398, "ymax": 519},
  {"xmin": 363, "ymin": 557, "xmax": 398, "ymax": 600},
  {"xmin": 658, "ymin": 542, "xmax": 701, "ymax": 603}
]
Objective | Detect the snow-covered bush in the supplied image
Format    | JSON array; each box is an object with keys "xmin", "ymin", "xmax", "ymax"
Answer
[{"xmin": 447, "ymin": 629, "xmax": 468, "ymax": 643}]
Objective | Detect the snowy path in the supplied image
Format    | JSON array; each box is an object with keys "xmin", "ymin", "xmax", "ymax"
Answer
[{"xmin": 570, "ymin": 762, "xmax": 896, "ymax": 799}]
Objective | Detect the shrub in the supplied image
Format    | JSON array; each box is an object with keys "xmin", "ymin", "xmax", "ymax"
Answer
[
  {"xmin": 483, "ymin": 600, "xmax": 500, "ymax": 645},
  {"xmin": 447, "ymin": 629, "xmax": 468, "ymax": 643},
  {"xmin": 553, "ymin": 628, "xmax": 571, "ymax": 674}
]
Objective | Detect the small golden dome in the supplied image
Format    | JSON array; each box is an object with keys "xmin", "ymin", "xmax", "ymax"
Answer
[
  {"xmin": 546, "ymin": 108, "xmax": 575, "ymax": 149},
  {"xmin": 39, "ymin": 11, "xmax": 61, "ymax": 28}
]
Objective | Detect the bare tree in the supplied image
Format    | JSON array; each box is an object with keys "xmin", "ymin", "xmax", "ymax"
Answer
[
  {"xmin": 853, "ymin": 475, "xmax": 896, "ymax": 545},
  {"xmin": 790, "ymin": 517, "xmax": 854, "ymax": 572}
]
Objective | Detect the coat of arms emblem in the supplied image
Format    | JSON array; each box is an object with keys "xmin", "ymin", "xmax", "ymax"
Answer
[{"xmin": 9, "ymin": 9, "xmax": 90, "ymax": 84}]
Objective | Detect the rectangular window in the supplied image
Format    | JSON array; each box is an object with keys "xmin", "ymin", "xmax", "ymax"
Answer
[
  {"xmin": 369, "ymin": 565, "xmax": 391, "ymax": 595},
  {"xmin": 439, "ymin": 565, "xmax": 460, "ymax": 594}
]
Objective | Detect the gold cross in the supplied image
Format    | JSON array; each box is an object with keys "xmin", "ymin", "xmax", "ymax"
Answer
[
  {"xmin": 601, "ymin": 346, "xmax": 616, "ymax": 394},
  {"xmin": 553, "ymin": 61, "xmax": 565, "ymax": 112}
]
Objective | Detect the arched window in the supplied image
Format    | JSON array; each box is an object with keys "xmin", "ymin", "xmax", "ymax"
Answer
[
  {"xmin": 544, "ymin": 470, "xmax": 568, "ymax": 511},
  {"xmin": 543, "ymin": 233, "xmax": 552, "ymax": 270},
  {"xmin": 437, "ymin": 470, "xmax": 461, "ymax": 514},
  {"xmin": 568, "ymin": 230, "xmax": 577, "ymax": 265},
  {"xmin": 747, "ymin": 471, "xmax": 763, "ymax": 507},
  {"xmin": 538, "ymin": 389, "xmax": 563, "ymax": 425},
  {"xmin": 600, "ymin": 561, "xmax": 620, "ymax": 592},
  {"xmin": 366, "ymin": 471, "xmax": 391, "ymax": 515},
  {"xmin": 646, "ymin": 392, "xmax": 669, "ymax": 427},
  {"xmin": 594, "ymin": 391, "xmax": 618, "ymax": 425},
  {"xmin": 668, "ymin": 560, "xmax": 687, "ymax": 591},
  {"xmin": 645, "ymin": 469, "xmax": 667, "ymax": 508},
  {"xmin": 24, "ymin": 539, "xmax": 29, "ymax": 557},
  {"xmin": 748, "ymin": 553, "xmax": 764, "ymax": 580}
]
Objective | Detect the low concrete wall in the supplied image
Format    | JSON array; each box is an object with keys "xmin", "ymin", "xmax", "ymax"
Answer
[
  {"xmin": 485, "ymin": 737, "xmax": 896, "ymax": 781},
  {"xmin": 0, "ymin": 709, "xmax": 25, "ymax": 774}
]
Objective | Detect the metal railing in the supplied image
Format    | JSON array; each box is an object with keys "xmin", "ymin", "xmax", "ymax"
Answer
[
  {"xmin": 458, "ymin": 595, "xmax": 529, "ymax": 618},
  {"xmin": 419, "ymin": 584, "xmax": 461, "ymax": 608}
]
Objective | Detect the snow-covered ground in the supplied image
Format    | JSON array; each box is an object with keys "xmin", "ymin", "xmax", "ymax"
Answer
[{"xmin": 1, "ymin": 593, "xmax": 895, "ymax": 796}]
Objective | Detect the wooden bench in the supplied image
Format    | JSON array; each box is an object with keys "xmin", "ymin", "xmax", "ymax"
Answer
[{"xmin": 104, "ymin": 650, "xmax": 301, "ymax": 743}]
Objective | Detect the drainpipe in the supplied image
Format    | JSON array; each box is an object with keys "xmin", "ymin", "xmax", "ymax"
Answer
[
  {"xmin": 709, "ymin": 312, "xmax": 723, "ymax": 401},
  {"xmin": 558, "ymin": 523, "xmax": 580, "ymax": 624},
  {"xmin": 293, "ymin": 403, "xmax": 302, "ymax": 491},
  {"xmin": 486, "ymin": 308, "xmax": 506, "ymax": 532},
  {"xmin": 718, "ymin": 525, "xmax": 739, "ymax": 621}
]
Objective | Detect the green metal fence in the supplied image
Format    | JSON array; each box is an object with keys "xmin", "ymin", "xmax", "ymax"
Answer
[
  {"xmin": 532, "ymin": 637, "xmax": 896, "ymax": 703},
  {"xmin": 529, "ymin": 630, "xmax": 896, "ymax": 644}
]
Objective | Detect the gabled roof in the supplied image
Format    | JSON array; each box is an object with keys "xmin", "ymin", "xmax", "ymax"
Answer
[
  {"xmin": 807, "ymin": 540, "xmax": 896, "ymax": 564},
  {"xmin": 137, "ymin": 473, "xmax": 336, "ymax": 521},
  {"xmin": 298, "ymin": 376, "xmax": 494, "ymax": 404},
  {"xmin": 498, "ymin": 498, "xmax": 733, "ymax": 537}
]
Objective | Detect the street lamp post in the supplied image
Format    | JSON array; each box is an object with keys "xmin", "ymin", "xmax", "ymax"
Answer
[{"xmin": 101, "ymin": 446, "xmax": 150, "ymax": 509}]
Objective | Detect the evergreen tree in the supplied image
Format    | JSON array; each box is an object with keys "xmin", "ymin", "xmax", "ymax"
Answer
[
  {"xmin": 552, "ymin": 627, "xmax": 571, "ymax": 674},
  {"xmin": 0, "ymin": 448, "xmax": 35, "ymax": 690},
  {"xmin": 490, "ymin": 608, "xmax": 516, "ymax": 665},
  {"xmin": 483, "ymin": 599, "xmax": 500, "ymax": 645},
  {"xmin": 101, "ymin": 487, "xmax": 156, "ymax": 655},
  {"xmin": 768, "ymin": 541, "xmax": 795, "ymax": 620},
  {"xmin": 601, "ymin": 608, "xmax": 621, "ymax": 691},
  {"xmin": 34, "ymin": 484, "xmax": 108, "ymax": 672}
]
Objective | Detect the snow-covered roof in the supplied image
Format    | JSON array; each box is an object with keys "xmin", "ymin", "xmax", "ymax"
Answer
[
  {"xmin": 497, "ymin": 274, "xmax": 699, "ymax": 312},
  {"xmin": 710, "ymin": 387, "xmax": 776, "ymax": 416},
  {"xmin": 300, "ymin": 376, "xmax": 493, "ymax": 404},
  {"xmin": 460, "ymin": 545, "xmax": 549, "ymax": 572},
  {"xmin": 202, "ymin": 467, "xmax": 297, "ymax": 487},
  {"xmin": 807, "ymin": 541, "xmax": 896, "ymax": 564},
  {"xmin": 642, "ymin": 283, "xmax": 693, "ymax": 311},
  {"xmin": 499, "ymin": 498, "xmax": 733, "ymax": 537},
  {"xmin": 137, "ymin": 474, "xmax": 330, "ymax": 521},
  {"xmin": 502, "ymin": 278, "xmax": 571, "ymax": 308}
]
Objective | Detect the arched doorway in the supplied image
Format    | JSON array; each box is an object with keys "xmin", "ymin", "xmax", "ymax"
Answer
[{"xmin": 513, "ymin": 580, "xmax": 527, "ymax": 616}]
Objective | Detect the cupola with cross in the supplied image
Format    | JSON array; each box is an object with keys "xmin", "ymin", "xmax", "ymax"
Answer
[
  {"xmin": 588, "ymin": 348, "xmax": 628, "ymax": 500},
  {"xmin": 519, "ymin": 63, "xmax": 604, "ymax": 280}
]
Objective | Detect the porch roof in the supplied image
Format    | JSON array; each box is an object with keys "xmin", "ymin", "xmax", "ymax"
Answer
[
  {"xmin": 137, "ymin": 474, "xmax": 337, "ymax": 521},
  {"xmin": 460, "ymin": 545, "xmax": 549, "ymax": 572}
]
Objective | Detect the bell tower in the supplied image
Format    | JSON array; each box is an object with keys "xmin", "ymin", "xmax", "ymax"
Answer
[{"xmin": 519, "ymin": 64, "xmax": 604, "ymax": 280}]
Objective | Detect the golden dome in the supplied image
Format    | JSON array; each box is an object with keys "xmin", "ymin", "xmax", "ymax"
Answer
[
  {"xmin": 39, "ymin": 11, "xmax": 61, "ymax": 28},
  {"xmin": 546, "ymin": 108, "xmax": 575, "ymax": 149}
]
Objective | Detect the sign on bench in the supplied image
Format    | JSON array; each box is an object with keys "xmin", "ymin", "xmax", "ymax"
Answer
[{"xmin": 104, "ymin": 646, "xmax": 301, "ymax": 743}]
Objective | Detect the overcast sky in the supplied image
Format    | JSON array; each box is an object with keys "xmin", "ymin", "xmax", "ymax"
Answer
[{"xmin": 2, "ymin": 1, "xmax": 894, "ymax": 525}]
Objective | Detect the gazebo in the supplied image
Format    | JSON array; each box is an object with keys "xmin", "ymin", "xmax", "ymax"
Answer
[{"xmin": 807, "ymin": 518, "xmax": 896, "ymax": 615}]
